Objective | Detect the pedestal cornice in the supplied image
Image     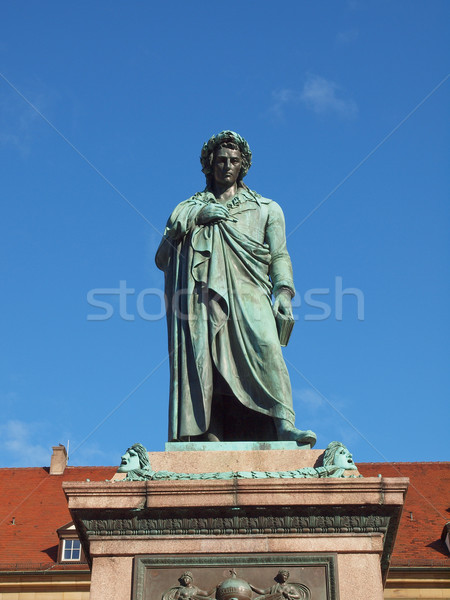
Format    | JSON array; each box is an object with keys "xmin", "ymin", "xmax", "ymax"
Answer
[
  {"xmin": 64, "ymin": 476, "xmax": 408, "ymax": 509},
  {"xmin": 64, "ymin": 475, "xmax": 408, "ymax": 585}
]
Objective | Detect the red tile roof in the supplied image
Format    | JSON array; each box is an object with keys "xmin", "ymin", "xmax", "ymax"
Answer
[
  {"xmin": 358, "ymin": 462, "xmax": 450, "ymax": 567},
  {"xmin": 0, "ymin": 466, "xmax": 115, "ymax": 571},
  {"xmin": 0, "ymin": 462, "xmax": 448, "ymax": 571}
]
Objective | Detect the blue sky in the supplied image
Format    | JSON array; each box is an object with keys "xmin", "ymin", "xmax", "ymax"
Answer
[{"xmin": 1, "ymin": 1, "xmax": 448, "ymax": 468}]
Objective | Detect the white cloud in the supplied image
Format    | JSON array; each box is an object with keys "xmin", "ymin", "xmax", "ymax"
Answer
[
  {"xmin": 292, "ymin": 387, "xmax": 377, "ymax": 459},
  {"xmin": 293, "ymin": 387, "xmax": 325, "ymax": 411},
  {"xmin": 270, "ymin": 89, "xmax": 302, "ymax": 119},
  {"xmin": 333, "ymin": 424, "xmax": 361, "ymax": 448},
  {"xmin": 270, "ymin": 74, "xmax": 357, "ymax": 120},
  {"xmin": 0, "ymin": 417, "xmax": 120, "ymax": 468},
  {"xmin": 300, "ymin": 74, "xmax": 358, "ymax": 118},
  {"xmin": 0, "ymin": 89, "xmax": 49, "ymax": 155},
  {"xmin": 0, "ymin": 420, "xmax": 50, "ymax": 467}
]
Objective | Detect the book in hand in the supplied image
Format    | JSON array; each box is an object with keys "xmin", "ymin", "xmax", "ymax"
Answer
[{"xmin": 275, "ymin": 311, "xmax": 295, "ymax": 347}]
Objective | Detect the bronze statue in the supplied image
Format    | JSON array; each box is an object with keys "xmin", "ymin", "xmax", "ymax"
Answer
[
  {"xmin": 117, "ymin": 441, "xmax": 359, "ymax": 481},
  {"xmin": 251, "ymin": 569, "xmax": 310, "ymax": 600},
  {"xmin": 156, "ymin": 131, "xmax": 316, "ymax": 446},
  {"xmin": 323, "ymin": 440, "xmax": 357, "ymax": 472},
  {"xmin": 216, "ymin": 569, "xmax": 252, "ymax": 599},
  {"xmin": 117, "ymin": 443, "xmax": 154, "ymax": 480},
  {"xmin": 161, "ymin": 569, "xmax": 310, "ymax": 600},
  {"xmin": 162, "ymin": 571, "xmax": 213, "ymax": 600}
]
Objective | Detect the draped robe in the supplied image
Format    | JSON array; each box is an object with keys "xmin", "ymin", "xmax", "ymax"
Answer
[{"xmin": 155, "ymin": 188, "xmax": 296, "ymax": 441}]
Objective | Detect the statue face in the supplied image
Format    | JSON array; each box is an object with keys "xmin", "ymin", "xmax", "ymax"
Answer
[
  {"xmin": 213, "ymin": 147, "xmax": 242, "ymax": 188},
  {"xmin": 278, "ymin": 571, "xmax": 289, "ymax": 582},
  {"xmin": 180, "ymin": 574, "xmax": 192, "ymax": 586},
  {"xmin": 334, "ymin": 446, "xmax": 357, "ymax": 470},
  {"xmin": 118, "ymin": 447, "xmax": 141, "ymax": 472}
]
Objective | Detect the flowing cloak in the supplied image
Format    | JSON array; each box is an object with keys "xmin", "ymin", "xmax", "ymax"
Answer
[{"xmin": 155, "ymin": 188, "xmax": 296, "ymax": 441}]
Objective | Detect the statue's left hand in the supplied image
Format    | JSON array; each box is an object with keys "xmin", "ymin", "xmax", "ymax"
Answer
[{"xmin": 273, "ymin": 289, "xmax": 293, "ymax": 318}]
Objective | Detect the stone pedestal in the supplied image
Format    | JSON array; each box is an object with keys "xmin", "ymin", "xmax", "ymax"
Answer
[{"xmin": 64, "ymin": 449, "xmax": 408, "ymax": 600}]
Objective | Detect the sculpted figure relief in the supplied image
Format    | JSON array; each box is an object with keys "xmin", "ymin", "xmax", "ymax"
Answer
[
  {"xmin": 323, "ymin": 440, "xmax": 357, "ymax": 473},
  {"xmin": 251, "ymin": 570, "xmax": 310, "ymax": 600},
  {"xmin": 116, "ymin": 441, "xmax": 359, "ymax": 481},
  {"xmin": 156, "ymin": 131, "xmax": 316, "ymax": 445},
  {"xmin": 161, "ymin": 570, "xmax": 310, "ymax": 600},
  {"xmin": 117, "ymin": 443, "xmax": 154, "ymax": 480},
  {"xmin": 162, "ymin": 571, "xmax": 213, "ymax": 600}
]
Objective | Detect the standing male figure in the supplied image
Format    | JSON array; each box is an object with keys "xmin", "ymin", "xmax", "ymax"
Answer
[{"xmin": 156, "ymin": 131, "xmax": 316, "ymax": 446}]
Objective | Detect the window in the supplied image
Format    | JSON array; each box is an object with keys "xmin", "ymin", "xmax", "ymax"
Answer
[
  {"xmin": 57, "ymin": 521, "xmax": 86, "ymax": 563},
  {"xmin": 62, "ymin": 538, "xmax": 81, "ymax": 561}
]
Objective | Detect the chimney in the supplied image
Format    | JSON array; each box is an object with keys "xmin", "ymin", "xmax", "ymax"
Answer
[{"xmin": 50, "ymin": 444, "xmax": 68, "ymax": 475}]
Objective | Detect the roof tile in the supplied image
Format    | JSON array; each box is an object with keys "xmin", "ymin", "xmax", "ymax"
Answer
[
  {"xmin": 1, "ymin": 462, "xmax": 448, "ymax": 570},
  {"xmin": 357, "ymin": 462, "xmax": 449, "ymax": 566},
  {"xmin": 0, "ymin": 466, "xmax": 115, "ymax": 570}
]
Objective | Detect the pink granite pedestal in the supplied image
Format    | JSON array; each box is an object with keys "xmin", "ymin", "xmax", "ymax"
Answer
[{"xmin": 64, "ymin": 449, "xmax": 408, "ymax": 600}]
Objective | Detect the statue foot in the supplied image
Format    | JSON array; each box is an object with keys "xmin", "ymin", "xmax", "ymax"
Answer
[
  {"xmin": 206, "ymin": 432, "xmax": 221, "ymax": 442},
  {"xmin": 276, "ymin": 421, "xmax": 317, "ymax": 447}
]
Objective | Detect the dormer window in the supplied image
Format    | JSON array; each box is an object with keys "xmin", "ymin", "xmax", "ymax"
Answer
[{"xmin": 57, "ymin": 521, "xmax": 86, "ymax": 563}]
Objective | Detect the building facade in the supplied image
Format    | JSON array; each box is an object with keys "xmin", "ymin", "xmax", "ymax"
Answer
[{"xmin": 0, "ymin": 447, "xmax": 448, "ymax": 599}]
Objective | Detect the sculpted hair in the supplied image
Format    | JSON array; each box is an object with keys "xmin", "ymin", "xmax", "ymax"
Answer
[
  {"xmin": 276, "ymin": 569, "xmax": 290, "ymax": 580},
  {"xmin": 200, "ymin": 130, "xmax": 252, "ymax": 188},
  {"xmin": 130, "ymin": 443, "xmax": 151, "ymax": 469},
  {"xmin": 323, "ymin": 441, "xmax": 346, "ymax": 467}
]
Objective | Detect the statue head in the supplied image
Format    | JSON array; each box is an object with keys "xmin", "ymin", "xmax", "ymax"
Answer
[
  {"xmin": 275, "ymin": 569, "xmax": 290, "ymax": 583},
  {"xmin": 178, "ymin": 571, "xmax": 194, "ymax": 586},
  {"xmin": 118, "ymin": 443, "xmax": 151, "ymax": 473},
  {"xmin": 323, "ymin": 441, "xmax": 357, "ymax": 470},
  {"xmin": 201, "ymin": 130, "xmax": 252, "ymax": 189}
]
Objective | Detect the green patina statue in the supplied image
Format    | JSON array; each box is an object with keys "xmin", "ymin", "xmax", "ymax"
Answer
[
  {"xmin": 155, "ymin": 130, "xmax": 316, "ymax": 446},
  {"xmin": 162, "ymin": 571, "xmax": 214, "ymax": 600},
  {"xmin": 162, "ymin": 569, "xmax": 311, "ymax": 600},
  {"xmin": 117, "ymin": 443, "xmax": 154, "ymax": 481},
  {"xmin": 251, "ymin": 569, "xmax": 311, "ymax": 600},
  {"xmin": 116, "ymin": 441, "xmax": 359, "ymax": 482}
]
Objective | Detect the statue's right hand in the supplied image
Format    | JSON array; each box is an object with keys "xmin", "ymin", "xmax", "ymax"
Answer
[{"xmin": 196, "ymin": 203, "xmax": 230, "ymax": 225}]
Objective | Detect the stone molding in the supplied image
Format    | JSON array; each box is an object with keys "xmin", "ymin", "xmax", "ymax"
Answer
[
  {"xmin": 64, "ymin": 476, "xmax": 408, "ymax": 585},
  {"xmin": 81, "ymin": 512, "xmax": 390, "ymax": 537},
  {"xmin": 64, "ymin": 477, "xmax": 408, "ymax": 509}
]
